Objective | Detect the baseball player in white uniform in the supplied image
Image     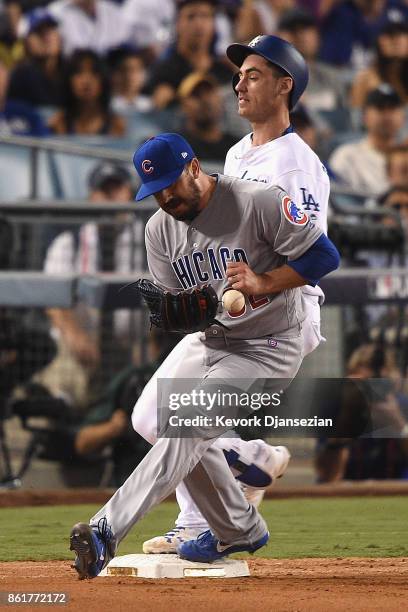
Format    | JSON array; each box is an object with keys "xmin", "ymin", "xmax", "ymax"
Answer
[
  {"xmin": 70, "ymin": 133, "xmax": 339, "ymax": 577},
  {"xmin": 134, "ymin": 36, "xmax": 331, "ymax": 554}
]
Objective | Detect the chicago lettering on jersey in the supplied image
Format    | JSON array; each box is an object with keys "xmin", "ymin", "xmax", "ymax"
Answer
[{"xmin": 171, "ymin": 247, "xmax": 248, "ymax": 289}]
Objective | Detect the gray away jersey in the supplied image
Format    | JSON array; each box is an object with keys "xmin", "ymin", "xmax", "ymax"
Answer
[{"xmin": 145, "ymin": 174, "xmax": 322, "ymax": 339}]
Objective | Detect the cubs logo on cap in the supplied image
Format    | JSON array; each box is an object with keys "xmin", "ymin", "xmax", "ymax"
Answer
[
  {"xmin": 141, "ymin": 160, "xmax": 154, "ymax": 174},
  {"xmin": 281, "ymin": 195, "xmax": 308, "ymax": 226},
  {"xmin": 133, "ymin": 133, "xmax": 195, "ymax": 201}
]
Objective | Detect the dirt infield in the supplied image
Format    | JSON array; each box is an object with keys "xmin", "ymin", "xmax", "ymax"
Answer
[
  {"xmin": 1, "ymin": 489, "xmax": 407, "ymax": 610},
  {"xmin": 0, "ymin": 558, "xmax": 407, "ymax": 611}
]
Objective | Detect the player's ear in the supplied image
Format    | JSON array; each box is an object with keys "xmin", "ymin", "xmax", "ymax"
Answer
[
  {"xmin": 279, "ymin": 76, "xmax": 293, "ymax": 98},
  {"xmin": 189, "ymin": 158, "xmax": 200, "ymax": 179}
]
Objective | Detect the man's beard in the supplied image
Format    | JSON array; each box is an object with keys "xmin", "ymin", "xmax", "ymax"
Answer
[{"xmin": 165, "ymin": 177, "xmax": 201, "ymax": 221}]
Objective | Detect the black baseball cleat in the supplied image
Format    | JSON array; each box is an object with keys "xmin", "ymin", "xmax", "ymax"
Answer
[{"xmin": 70, "ymin": 517, "xmax": 114, "ymax": 579}]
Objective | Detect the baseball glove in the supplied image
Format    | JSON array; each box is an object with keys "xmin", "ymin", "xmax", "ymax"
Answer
[{"xmin": 135, "ymin": 279, "xmax": 220, "ymax": 333}]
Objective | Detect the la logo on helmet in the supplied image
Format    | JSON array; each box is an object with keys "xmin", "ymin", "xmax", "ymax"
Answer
[
  {"xmin": 248, "ymin": 35, "xmax": 262, "ymax": 47},
  {"xmin": 142, "ymin": 160, "xmax": 154, "ymax": 174},
  {"xmin": 281, "ymin": 195, "xmax": 308, "ymax": 226}
]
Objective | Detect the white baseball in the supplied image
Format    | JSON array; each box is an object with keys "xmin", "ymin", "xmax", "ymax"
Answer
[{"xmin": 222, "ymin": 289, "xmax": 245, "ymax": 313}]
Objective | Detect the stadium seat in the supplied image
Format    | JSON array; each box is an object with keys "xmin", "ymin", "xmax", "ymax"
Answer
[
  {"xmin": 317, "ymin": 108, "xmax": 352, "ymax": 134},
  {"xmin": 326, "ymin": 131, "xmax": 361, "ymax": 156},
  {"xmin": 48, "ymin": 136, "xmax": 135, "ymax": 199},
  {"xmin": 0, "ymin": 146, "xmax": 56, "ymax": 200}
]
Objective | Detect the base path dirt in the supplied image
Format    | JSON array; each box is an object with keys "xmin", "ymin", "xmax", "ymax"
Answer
[{"xmin": 0, "ymin": 558, "xmax": 407, "ymax": 611}]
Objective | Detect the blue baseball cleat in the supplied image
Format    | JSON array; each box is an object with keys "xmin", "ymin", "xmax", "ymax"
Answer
[
  {"xmin": 177, "ymin": 529, "xmax": 269, "ymax": 563},
  {"xmin": 70, "ymin": 517, "xmax": 114, "ymax": 579}
]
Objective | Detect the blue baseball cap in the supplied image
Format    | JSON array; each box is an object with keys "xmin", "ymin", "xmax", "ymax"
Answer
[
  {"xmin": 25, "ymin": 8, "xmax": 58, "ymax": 36},
  {"xmin": 133, "ymin": 133, "xmax": 195, "ymax": 201}
]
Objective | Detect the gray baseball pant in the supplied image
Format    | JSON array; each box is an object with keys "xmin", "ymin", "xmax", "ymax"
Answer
[{"xmin": 90, "ymin": 330, "xmax": 303, "ymax": 552}]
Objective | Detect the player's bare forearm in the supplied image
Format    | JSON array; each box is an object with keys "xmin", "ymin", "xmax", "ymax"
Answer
[{"xmin": 226, "ymin": 261, "xmax": 306, "ymax": 296}]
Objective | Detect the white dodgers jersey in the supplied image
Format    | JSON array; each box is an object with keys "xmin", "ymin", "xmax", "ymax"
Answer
[{"xmin": 224, "ymin": 131, "xmax": 330, "ymax": 302}]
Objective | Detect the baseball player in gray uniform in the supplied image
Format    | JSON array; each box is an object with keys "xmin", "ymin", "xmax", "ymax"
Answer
[
  {"xmin": 70, "ymin": 132, "xmax": 339, "ymax": 577},
  {"xmin": 136, "ymin": 35, "xmax": 331, "ymax": 553}
]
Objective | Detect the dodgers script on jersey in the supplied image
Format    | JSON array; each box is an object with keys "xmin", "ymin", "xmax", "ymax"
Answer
[
  {"xmin": 224, "ymin": 131, "xmax": 330, "ymax": 302},
  {"xmin": 145, "ymin": 175, "xmax": 322, "ymax": 339}
]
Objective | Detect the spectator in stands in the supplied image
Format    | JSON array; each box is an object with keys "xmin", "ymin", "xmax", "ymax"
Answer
[
  {"xmin": 41, "ymin": 162, "xmax": 141, "ymax": 410},
  {"xmin": 0, "ymin": 0, "xmax": 24, "ymax": 69},
  {"xmin": 277, "ymin": 8, "xmax": 347, "ymax": 112},
  {"xmin": 109, "ymin": 47, "xmax": 152, "ymax": 114},
  {"xmin": 378, "ymin": 144, "xmax": 408, "ymax": 233},
  {"xmin": 0, "ymin": 59, "xmax": 50, "ymax": 135},
  {"xmin": 351, "ymin": 17, "xmax": 408, "ymax": 110},
  {"xmin": 379, "ymin": 185, "xmax": 408, "ymax": 234},
  {"xmin": 178, "ymin": 72, "xmax": 236, "ymax": 161},
  {"xmin": 146, "ymin": 0, "xmax": 233, "ymax": 110},
  {"xmin": 319, "ymin": 0, "xmax": 408, "ymax": 69},
  {"xmin": 291, "ymin": 102, "xmax": 318, "ymax": 150},
  {"xmin": 315, "ymin": 343, "xmax": 408, "ymax": 482},
  {"xmin": 290, "ymin": 103, "xmax": 335, "ymax": 174},
  {"xmin": 386, "ymin": 144, "xmax": 408, "ymax": 189},
  {"xmin": 74, "ymin": 405, "xmax": 130, "ymax": 459},
  {"xmin": 7, "ymin": 8, "xmax": 64, "ymax": 107},
  {"xmin": 329, "ymin": 84, "xmax": 405, "ymax": 195},
  {"xmin": 234, "ymin": 0, "xmax": 296, "ymax": 43},
  {"xmin": 48, "ymin": 49, "xmax": 125, "ymax": 136},
  {"xmin": 122, "ymin": 0, "xmax": 234, "ymax": 62},
  {"xmin": 0, "ymin": 215, "xmax": 57, "ymax": 487},
  {"xmin": 48, "ymin": 0, "xmax": 128, "ymax": 57},
  {"xmin": 372, "ymin": 146, "xmax": 408, "ymax": 246},
  {"xmin": 121, "ymin": 0, "xmax": 175, "ymax": 60},
  {"xmin": 72, "ymin": 329, "xmax": 181, "ymax": 486},
  {"xmin": 297, "ymin": 0, "xmax": 321, "ymax": 18}
]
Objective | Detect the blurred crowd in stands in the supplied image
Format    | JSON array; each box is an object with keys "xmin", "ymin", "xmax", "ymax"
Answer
[
  {"xmin": 1, "ymin": 0, "xmax": 408, "ymax": 487},
  {"xmin": 0, "ymin": 0, "xmax": 406, "ymax": 163},
  {"xmin": 1, "ymin": 0, "xmax": 408, "ymax": 252}
]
